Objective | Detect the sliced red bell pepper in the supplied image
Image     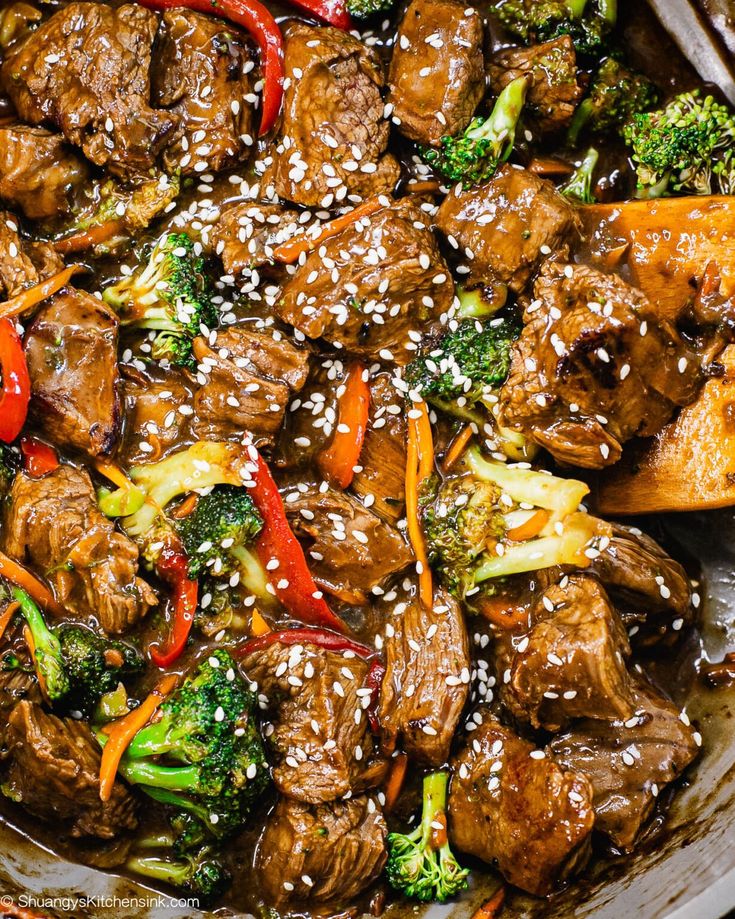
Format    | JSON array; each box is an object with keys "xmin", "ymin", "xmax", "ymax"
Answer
[
  {"xmin": 317, "ymin": 361, "xmax": 370, "ymax": 490},
  {"xmin": 20, "ymin": 437, "xmax": 59, "ymax": 478},
  {"xmin": 284, "ymin": 0, "xmax": 352, "ymax": 30},
  {"xmin": 0, "ymin": 318, "xmax": 30, "ymax": 443},
  {"xmin": 138, "ymin": 0, "xmax": 284, "ymax": 136},
  {"xmin": 249, "ymin": 454, "xmax": 346, "ymax": 633},
  {"xmin": 150, "ymin": 538, "xmax": 198, "ymax": 668}
]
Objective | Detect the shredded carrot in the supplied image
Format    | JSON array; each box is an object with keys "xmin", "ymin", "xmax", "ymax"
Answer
[
  {"xmin": 146, "ymin": 432, "xmax": 163, "ymax": 462},
  {"xmin": 250, "ymin": 608, "xmax": 271, "ymax": 637},
  {"xmin": 443, "ymin": 424, "xmax": 474, "ymax": 472},
  {"xmin": 528, "ymin": 155, "xmax": 574, "ymax": 177},
  {"xmin": 384, "ymin": 752, "xmax": 408, "ymax": 813},
  {"xmin": 53, "ymin": 219, "xmax": 125, "ymax": 255},
  {"xmin": 506, "ymin": 508, "xmax": 550, "ymax": 542},
  {"xmin": 171, "ymin": 493, "xmax": 199, "ymax": 520},
  {"xmin": 0, "ymin": 898, "xmax": 52, "ymax": 919},
  {"xmin": 477, "ymin": 596, "xmax": 529, "ymax": 631},
  {"xmin": 94, "ymin": 458, "xmax": 134, "ymax": 492},
  {"xmin": 406, "ymin": 401, "xmax": 434, "ymax": 609},
  {"xmin": 23, "ymin": 624, "xmax": 48, "ymax": 701},
  {"xmin": 273, "ymin": 198, "xmax": 383, "ymax": 264},
  {"xmin": 405, "ymin": 180, "xmax": 442, "ymax": 195},
  {"xmin": 316, "ymin": 361, "xmax": 370, "ymax": 489},
  {"xmin": 0, "ymin": 264, "xmax": 85, "ymax": 321},
  {"xmin": 471, "ymin": 886, "xmax": 506, "ymax": 919},
  {"xmin": 99, "ymin": 672, "xmax": 178, "ymax": 802},
  {"xmin": 0, "ymin": 600, "xmax": 19, "ymax": 642},
  {"xmin": 0, "ymin": 551, "xmax": 64, "ymax": 618}
]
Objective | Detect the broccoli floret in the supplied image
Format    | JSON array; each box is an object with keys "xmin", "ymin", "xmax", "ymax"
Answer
[
  {"xmin": 346, "ymin": 0, "xmax": 394, "ymax": 18},
  {"xmin": 560, "ymin": 147, "xmax": 599, "ymax": 204},
  {"xmin": 422, "ymin": 446, "xmax": 603, "ymax": 598},
  {"xmin": 56, "ymin": 625, "xmax": 142, "ymax": 716},
  {"xmin": 622, "ymin": 90, "xmax": 735, "ymax": 197},
  {"xmin": 405, "ymin": 317, "xmax": 520, "ymax": 423},
  {"xmin": 386, "ymin": 771, "xmax": 469, "ymax": 902},
  {"xmin": 12, "ymin": 587, "xmax": 69, "ymax": 702},
  {"xmin": 567, "ymin": 58, "xmax": 658, "ymax": 146},
  {"xmin": 98, "ymin": 650, "xmax": 269, "ymax": 841},
  {"xmin": 127, "ymin": 846, "xmax": 230, "ymax": 902},
  {"xmin": 103, "ymin": 232, "xmax": 216, "ymax": 368},
  {"xmin": 493, "ymin": 0, "xmax": 617, "ymax": 56},
  {"xmin": 422, "ymin": 75, "xmax": 529, "ymax": 186}
]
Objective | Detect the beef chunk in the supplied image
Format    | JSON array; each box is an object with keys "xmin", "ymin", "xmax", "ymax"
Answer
[
  {"xmin": 351, "ymin": 372, "xmax": 407, "ymax": 523},
  {"xmin": 1, "ymin": 3, "xmax": 178, "ymax": 177},
  {"xmin": 591, "ymin": 524, "xmax": 693, "ymax": 636},
  {"xmin": 258, "ymin": 795, "xmax": 387, "ymax": 908},
  {"xmin": 240, "ymin": 640, "xmax": 386, "ymax": 803},
  {"xmin": 0, "ymin": 125, "xmax": 88, "ymax": 219},
  {"xmin": 120, "ymin": 364, "xmax": 195, "ymax": 466},
  {"xmin": 489, "ymin": 37, "xmax": 583, "ymax": 134},
  {"xmin": 500, "ymin": 263, "xmax": 703, "ymax": 468},
  {"xmin": 435, "ymin": 165, "xmax": 579, "ymax": 294},
  {"xmin": 152, "ymin": 10, "xmax": 254, "ymax": 176},
  {"xmin": 211, "ymin": 202, "xmax": 301, "ymax": 275},
  {"xmin": 2, "ymin": 701, "xmax": 138, "ymax": 838},
  {"xmin": 499, "ymin": 574, "xmax": 635, "ymax": 731},
  {"xmin": 264, "ymin": 23, "xmax": 399, "ymax": 207},
  {"xmin": 388, "ymin": 0, "xmax": 484, "ymax": 146},
  {"xmin": 3, "ymin": 466, "xmax": 157, "ymax": 634},
  {"xmin": 0, "ymin": 211, "xmax": 63, "ymax": 298},
  {"xmin": 449, "ymin": 717, "xmax": 594, "ymax": 896},
  {"xmin": 192, "ymin": 326, "xmax": 310, "ymax": 446},
  {"xmin": 25, "ymin": 289, "xmax": 121, "ymax": 457},
  {"xmin": 379, "ymin": 588, "xmax": 470, "ymax": 766},
  {"xmin": 550, "ymin": 682, "xmax": 700, "ymax": 851},
  {"xmin": 278, "ymin": 198, "xmax": 453, "ymax": 364},
  {"xmin": 284, "ymin": 485, "xmax": 413, "ymax": 604}
]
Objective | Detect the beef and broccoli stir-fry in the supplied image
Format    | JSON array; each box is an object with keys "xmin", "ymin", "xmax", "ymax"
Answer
[{"xmin": 0, "ymin": 0, "xmax": 731, "ymax": 913}]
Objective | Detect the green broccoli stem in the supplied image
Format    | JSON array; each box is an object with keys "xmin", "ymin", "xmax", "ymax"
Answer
[
  {"xmin": 634, "ymin": 173, "xmax": 671, "ymax": 199},
  {"xmin": 134, "ymin": 784, "xmax": 215, "ymax": 828},
  {"xmin": 561, "ymin": 147, "xmax": 599, "ymax": 204},
  {"xmin": 12, "ymin": 587, "xmax": 69, "ymax": 701},
  {"xmin": 126, "ymin": 854, "xmax": 192, "ymax": 888},
  {"xmin": 565, "ymin": 0, "xmax": 588, "ymax": 17},
  {"xmin": 469, "ymin": 75, "xmax": 529, "ymax": 158},
  {"xmin": 567, "ymin": 98, "xmax": 594, "ymax": 148},
  {"xmin": 229, "ymin": 545, "xmax": 271, "ymax": 600},
  {"xmin": 96, "ymin": 730, "xmax": 201, "ymax": 791},
  {"xmin": 598, "ymin": 0, "xmax": 616, "ymax": 24},
  {"xmin": 420, "ymin": 772, "xmax": 449, "ymax": 850}
]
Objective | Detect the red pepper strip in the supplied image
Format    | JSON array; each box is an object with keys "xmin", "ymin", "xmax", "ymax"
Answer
[
  {"xmin": 284, "ymin": 0, "xmax": 352, "ymax": 30},
  {"xmin": 149, "ymin": 539, "xmax": 198, "ymax": 668},
  {"xmin": 250, "ymin": 454, "xmax": 347, "ymax": 633},
  {"xmin": 0, "ymin": 318, "xmax": 30, "ymax": 443},
  {"xmin": 20, "ymin": 437, "xmax": 59, "ymax": 478},
  {"xmin": 138, "ymin": 0, "xmax": 284, "ymax": 136},
  {"xmin": 317, "ymin": 362, "xmax": 370, "ymax": 489},
  {"xmin": 365, "ymin": 658, "xmax": 385, "ymax": 733}
]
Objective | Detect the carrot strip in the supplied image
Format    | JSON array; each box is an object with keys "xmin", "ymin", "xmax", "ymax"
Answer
[
  {"xmin": 406, "ymin": 401, "xmax": 434, "ymax": 609},
  {"xmin": 0, "ymin": 551, "xmax": 64, "ymax": 617},
  {"xmin": 0, "ymin": 265, "xmax": 85, "ymax": 321},
  {"xmin": 0, "ymin": 600, "xmax": 19, "ymax": 642},
  {"xmin": 23, "ymin": 624, "xmax": 48, "ymax": 701},
  {"xmin": 250, "ymin": 608, "xmax": 271, "ymax": 637},
  {"xmin": 0, "ymin": 898, "xmax": 52, "ymax": 919},
  {"xmin": 472, "ymin": 886, "xmax": 506, "ymax": 919},
  {"xmin": 273, "ymin": 198, "xmax": 383, "ymax": 264},
  {"xmin": 405, "ymin": 180, "xmax": 442, "ymax": 195},
  {"xmin": 53, "ymin": 219, "xmax": 125, "ymax": 255},
  {"xmin": 99, "ymin": 673, "xmax": 178, "ymax": 802},
  {"xmin": 477, "ymin": 596, "xmax": 529, "ymax": 631},
  {"xmin": 94, "ymin": 458, "xmax": 134, "ymax": 492},
  {"xmin": 506, "ymin": 509, "xmax": 550, "ymax": 542},
  {"xmin": 443, "ymin": 424, "xmax": 474, "ymax": 473},
  {"xmin": 317, "ymin": 361, "xmax": 370, "ymax": 489},
  {"xmin": 171, "ymin": 493, "xmax": 199, "ymax": 520},
  {"xmin": 384, "ymin": 752, "xmax": 408, "ymax": 813}
]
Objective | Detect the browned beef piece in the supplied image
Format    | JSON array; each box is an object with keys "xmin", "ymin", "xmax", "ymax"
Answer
[
  {"xmin": 264, "ymin": 23, "xmax": 399, "ymax": 207},
  {"xmin": 152, "ymin": 10, "xmax": 254, "ymax": 176},
  {"xmin": 192, "ymin": 326, "xmax": 309, "ymax": 446},
  {"xmin": 0, "ymin": 658, "xmax": 41, "ymax": 750},
  {"xmin": 388, "ymin": 0, "xmax": 484, "ymax": 146},
  {"xmin": 591, "ymin": 524, "xmax": 693, "ymax": 636},
  {"xmin": 498, "ymin": 574, "xmax": 635, "ymax": 731},
  {"xmin": 435, "ymin": 165, "xmax": 579, "ymax": 294},
  {"xmin": 258, "ymin": 795, "xmax": 387, "ymax": 908},
  {"xmin": 379, "ymin": 588, "xmax": 469, "ymax": 766},
  {"xmin": 489, "ymin": 37, "xmax": 583, "ymax": 134},
  {"xmin": 550, "ymin": 682, "xmax": 700, "ymax": 851},
  {"xmin": 449, "ymin": 716, "xmax": 594, "ymax": 896},
  {"xmin": 500, "ymin": 263, "xmax": 703, "ymax": 469},
  {"xmin": 351, "ymin": 372, "xmax": 407, "ymax": 524},
  {"xmin": 24, "ymin": 289, "xmax": 121, "ymax": 457},
  {"xmin": 211, "ymin": 202, "xmax": 301, "ymax": 275},
  {"xmin": 120, "ymin": 364, "xmax": 195, "ymax": 466},
  {"xmin": 3, "ymin": 467, "xmax": 157, "ymax": 634},
  {"xmin": 2, "ymin": 701, "xmax": 138, "ymax": 838},
  {"xmin": 240, "ymin": 640, "xmax": 387, "ymax": 803},
  {"xmin": 284, "ymin": 485, "xmax": 413, "ymax": 604},
  {"xmin": 0, "ymin": 211, "xmax": 63, "ymax": 298},
  {"xmin": 278, "ymin": 198, "xmax": 454, "ymax": 364},
  {"xmin": 1, "ymin": 3, "xmax": 178, "ymax": 177},
  {"xmin": 0, "ymin": 125, "xmax": 88, "ymax": 219}
]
